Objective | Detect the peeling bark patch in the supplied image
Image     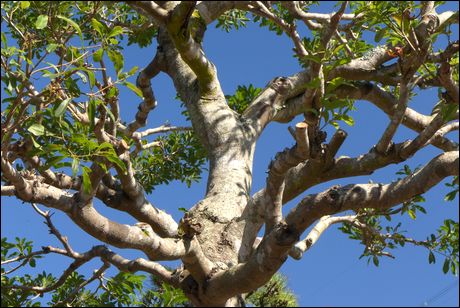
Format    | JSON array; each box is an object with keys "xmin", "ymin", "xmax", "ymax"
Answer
[
  {"xmin": 179, "ymin": 214, "xmax": 204, "ymax": 239},
  {"xmin": 201, "ymin": 208, "xmax": 219, "ymax": 223}
]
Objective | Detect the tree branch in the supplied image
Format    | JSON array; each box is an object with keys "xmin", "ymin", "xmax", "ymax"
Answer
[
  {"xmin": 130, "ymin": 1, "xmax": 169, "ymax": 25},
  {"xmin": 375, "ymin": 81, "xmax": 411, "ymax": 154},
  {"xmin": 166, "ymin": 1, "xmax": 220, "ymax": 97},
  {"xmin": 286, "ymin": 151, "xmax": 459, "ymax": 233},
  {"xmin": 400, "ymin": 112, "xmax": 446, "ymax": 159},
  {"xmin": 333, "ymin": 82, "xmax": 458, "ymax": 152},
  {"xmin": 264, "ymin": 122, "xmax": 311, "ymax": 234},
  {"xmin": 247, "ymin": 2, "xmax": 308, "ymax": 57},
  {"xmin": 1, "ymin": 185, "xmax": 15, "ymax": 196},
  {"xmin": 289, "ymin": 215, "xmax": 357, "ymax": 260},
  {"xmin": 126, "ymin": 53, "xmax": 163, "ymax": 135}
]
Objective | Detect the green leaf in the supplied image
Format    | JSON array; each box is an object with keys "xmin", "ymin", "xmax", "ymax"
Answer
[
  {"xmin": 71, "ymin": 158, "xmax": 79, "ymax": 177},
  {"xmin": 128, "ymin": 66, "xmax": 139, "ymax": 76},
  {"xmin": 93, "ymin": 48, "xmax": 104, "ymax": 62},
  {"xmin": 305, "ymin": 77, "xmax": 321, "ymax": 89},
  {"xmin": 91, "ymin": 18, "xmax": 105, "ymax": 37},
  {"xmin": 331, "ymin": 121, "xmax": 339, "ymax": 129},
  {"xmin": 81, "ymin": 166, "xmax": 92, "ymax": 194},
  {"xmin": 302, "ymin": 54, "xmax": 323, "ymax": 64},
  {"xmin": 107, "ymin": 49, "xmax": 124, "ymax": 75},
  {"xmin": 46, "ymin": 43, "xmax": 59, "ymax": 53},
  {"xmin": 373, "ymin": 256, "xmax": 379, "ymax": 266},
  {"xmin": 29, "ymin": 258, "xmax": 36, "ymax": 267},
  {"xmin": 408, "ymin": 209, "xmax": 416, "ymax": 220},
  {"xmin": 20, "ymin": 1, "xmax": 30, "ymax": 9},
  {"xmin": 1, "ymin": 32, "xmax": 7, "ymax": 47},
  {"xmin": 108, "ymin": 26, "xmax": 124, "ymax": 38},
  {"xmin": 178, "ymin": 207, "xmax": 188, "ymax": 213},
  {"xmin": 101, "ymin": 103, "xmax": 116, "ymax": 123},
  {"xmin": 341, "ymin": 114, "xmax": 355, "ymax": 126},
  {"xmin": 28, "ymin": 124, "xmax": 45, "ymax": 136},
  {"xmin": 443, "ymin": 258, "xmax": 450, "ymax": 274},
  {"xmin": 96, "ymin": 142, "xmax": 114, "ymax": 152},
  {"xmin": 444, "ymin": 190, "xmax": 458, "ymax": 201},
  {"xmin": 124, "ymin": 81, "xmax": 143, "ymax": 98},
  {"xmin": 451, "ymin": 261, "xmax": 457, "ymax": 275},
  {"xmin": 428, "ymin": 251, "xmax": 436, "ymax": 264},
  {"xmin": 105, "ymin": 154, "xmax": 127, "ymax": 174},
  {"xmin": 441, "ymin": 103, "xmax": 458, "ymax": 122},
  {"xmin": 57, "ymin": 15, "xmax": 82, "ymax": 40},
  {"xmin": 54, "ymin": 98, "xmax": 72, "ymax": 117},
  {"xmin": 86, "ymin": 70, "xmax": 95, "ymax": 89},
  {"xmin": 107, "ymin": 87, "xmax": 118, "ymax": 99},
  {"xmin": 30, "ymin": 135, "xmax": 42, "ymax": 150},
  {"xmin": 88, "ymin": 98, "xmax": 97, "ymax": 129},
  {"xmin": 35, "ymin": 15, "xmax": 49, "ymax": 30}
]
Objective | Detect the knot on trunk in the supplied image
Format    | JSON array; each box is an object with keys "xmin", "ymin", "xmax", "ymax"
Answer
[{"xmin": 269, "ymin": 76, "xmax": 293, "ymax": 96}]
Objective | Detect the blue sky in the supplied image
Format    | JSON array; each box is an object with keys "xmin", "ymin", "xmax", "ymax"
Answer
[{"xmin": 1, "ymin": 1, "xmax": 459, "ymax": 306}]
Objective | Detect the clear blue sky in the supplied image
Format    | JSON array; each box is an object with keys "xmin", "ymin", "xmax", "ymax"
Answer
[{"xmin": 1, "ymin": 2, "xmax": 459, "ymax": 306}]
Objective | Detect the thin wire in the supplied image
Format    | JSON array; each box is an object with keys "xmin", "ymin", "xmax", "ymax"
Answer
[{"xmin": 420, "ymin": 279, "xmax": 459, "ymax": 306}]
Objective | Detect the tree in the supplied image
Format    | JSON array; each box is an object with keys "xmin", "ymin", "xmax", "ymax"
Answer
[{"xmin": 1, "ymin": 1, "xmax": 459, "ymax": 306}]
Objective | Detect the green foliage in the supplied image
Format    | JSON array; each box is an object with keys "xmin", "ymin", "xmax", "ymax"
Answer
[
  {"xmin": 395, "ymin": 164, "xmax": 427, "ymax": 220},
  {"xmin": 2, "ymin": 237, "xmax": 51, "ymax": 307},
  {"xmin": 400, "ymin": 194, "xmax": 427, "ymax": 220},
  {"xmin": 432, "ymin": 220, "xmax": 459, "ymax": 275},
  {"xmin": 132, "ymin": 131, "xmax": 207, "ymax": 193},
  {"xmin": 337, "ymin": 167, "xmax": 458, "ymax": 275},
  {"xmin": 2, "ymin": 271, "xmax": 56, "ymax": 307},
  {"xmin": 2, "ymin": 236, "xmax": 298, "ymax": 307},
  {"xmin": 2, "ymin": 236, "xmax": 149, "ymax": 306},
  {"xmin": 321, "ymin": 78, "xmax": 357, "ymax": 129},
  {"xmin": 349, "ymin": 1, "xmax": 420, "ymax": 47},
  {"xmin": 252, "ymin": 3, "xmax": 296, "ymax": 36},
  {"xmin": 444, "ymin": 176, "xmax": 459, "ymax": 202},
  {"xmin": 226, "ymin": 84, "xmax": 262, "ymax": 114},
  {"xmin": 140, "ymin": 276, "xmax": 188, "ymax": 307},
  {"xmin": 1, "ymin": 237, "xmax": 41, "ymax": 270},
  {"xmin": 246, "ymin": 273, "xmax": 298, "ymax": 307},
  {"xmin": 216, "ymin": 9, "xmax": 249, "ymax": 32},
  {"xmin": 100, "ymin": 272, "xmax": 146, "ymax": 306}
]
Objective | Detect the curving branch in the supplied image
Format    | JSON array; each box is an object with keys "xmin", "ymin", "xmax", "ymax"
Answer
[
  {"xmin": 247, "ymin": 2, "xmax": 308, "ymax": 57},
  {"xmin": 126, "ymin": 53, "xmax": 163, "ymax": 135},
  {"xmin": 286, "ymin": 151, "xmax": 459, "ymax": 233},
  {"xmin": 399, "ymin": 111, "xmax": 446, "ymax": 159},
  {"xmin": 333, "ymin": 82, "xmax": 459, "ymax": 152},
  {"xmin": 289, "ymin": 215, "xmax": 357, "ymax": 260},
  {"xmin": 4, "ymin": 245, "xmax": 178, "ymax": 294},
  {"xmin": 134, "ymin": 124, "xmax": 192, "ymax": 139},
  {"xmin": 427, "ymin": 121, "xmax": 459, "ymax": 146},
  {"xmin": 205, "ymin": 150, "xmax": 458, "ymax": 302},
  {"xmin": 130, "ymin": 1, "xmax": 169, "ymax": 25}
]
